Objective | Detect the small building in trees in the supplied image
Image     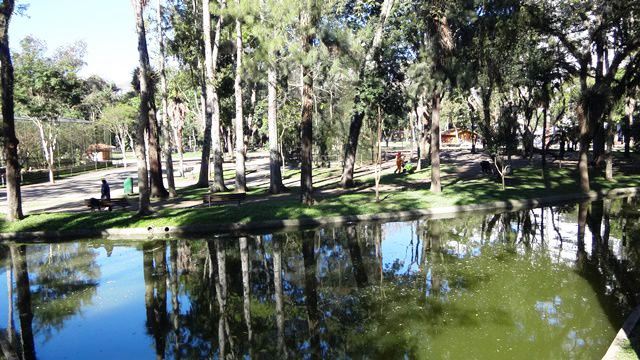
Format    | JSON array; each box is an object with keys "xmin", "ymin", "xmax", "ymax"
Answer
[
  {"xmin": 86, "ymin": 143, "xmax": 114, "ymax": 161},
  {"xmin": 441, "ymin": 129, "xmax": 480, "ymax": 145}
]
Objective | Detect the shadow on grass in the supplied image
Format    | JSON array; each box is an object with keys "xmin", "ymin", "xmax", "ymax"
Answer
[
  {"xmin": 447, "ymin": 168, "xmax": 581, "ymax": 206},
  {"xmin": 176, "ymin": 183, "xmax": 269, "ymax": 202},
  {"xmin": 0, "ymin": 210, "xmax": 141, "ymax": 233},
  {"xmin": 4, "ymin": 166, "xmax": 640, "ymax": 236},
  {"xmin": 176, "ymin": 184, "xmax": 208, "ymax": 200}
]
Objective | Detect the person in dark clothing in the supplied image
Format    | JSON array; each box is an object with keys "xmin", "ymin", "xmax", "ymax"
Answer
[{"xmin": 101, "ymin": 179, "xmax": 111, "ymax": 200}]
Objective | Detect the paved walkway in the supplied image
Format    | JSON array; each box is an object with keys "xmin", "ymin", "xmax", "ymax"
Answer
[{"xmin": 0, "ymin": 148, "xmax": 550, "ymax": 215}]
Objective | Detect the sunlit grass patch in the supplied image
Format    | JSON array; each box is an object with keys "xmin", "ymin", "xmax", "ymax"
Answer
[{"xmin": 3, "ymin": 166, "xmax": 640, "ymax": 234}]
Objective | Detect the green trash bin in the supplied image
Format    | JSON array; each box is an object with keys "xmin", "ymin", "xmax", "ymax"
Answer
[{"xmin": 123, "ymin": 177, "xmax": 133, "ymax": 195}]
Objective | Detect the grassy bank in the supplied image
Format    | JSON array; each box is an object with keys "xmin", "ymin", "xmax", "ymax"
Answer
[{"xmin": 2, "ymin": 167, "xmax": 640, "ymax": 234}]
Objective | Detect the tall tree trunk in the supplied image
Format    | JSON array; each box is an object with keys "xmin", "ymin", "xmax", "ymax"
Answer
[
  {"xmin": 300, "ymin": 97, "xmax": 314, "ymax": 202},
  {"xmin": 408, "ymin": 108, "xmax": 417, "ymax": 161},
  {"xmin": 157, "ymin": 0, "xmax": 177, "ymax": 197},
  {"xmin": 430, "ymin": 92, "xmax": 441, "ymax": 193},
  {"xmin": 625, "ymin": 97, "xmax": 635, "ymax": 158},
  {"xmin": 471, "ymin": 114, "xmax": 477, "ymax": 154},
  {"xmin": 205, "ymin": 0, "xmax": 228, "ymax": 192},
  {"xmin": 300, "ymin": 5, "xmax": 316, "ymax": 205},
  {"xmin": 117, "ymin": 132, "xmax": 128, "ymax": 168},
  {"xmin": 418, "ymin": 100, "xmax": 430, "ymax": 169},
  {"xmin": 133, "ymin": 0, "xmax": 152, "ymax": 214},
  {"xmin": 341, "ymin": 111, "xmax": 365, "ymax": 186},
  {"xmin": 47, "ymin": 143, "xmax": 55, "ymax": 183},
  {"xmin": 577, "ymin": 100, "xmax": 590, "ymax": 193},
  {"xmin": 541, "ymin": 105, "xmax": 548, "ymax": 168},
  {"xmin": 34, "ymin": 120, "xmax": 56, "ymax": 184},
  {"xmin": 268, "ymin": 66, "xmax": 285, "ymax": 193},
  {"xmin": 196, "ymin": 70, "xmax": 212, "ymax": 187},
  {"xmin": 605, "ymin": 116, "xmax": 614, "ymax": 181},
  {"xmin": 482, "ymin": 87, "xmax": 492, "ymax": 150},
  {"xmin": 375, "ymin": 106, "xmax": 382, "ymax": 202},
  {"xmin": 147, "ymin": 98, "xmax": 168, "ymax": 198},
  {"xmin": 248, "ymin": 83, "xmax": 257, "ymax": 147},
  {"xmin": 128, "ymin": 132, "xmax": 135, "ymax": 155},
  {"xmin": 592, "ymin": 122, "xmax": 606, "ymax": 167},
  {"xmin": 234, "ymin": 3, "xmax": 247, "ymax": 192},
  {"xmin": 136, "ymin": 0, "xmax": 168, "ymax": 199},
  {"xmin": 211, "ymin": 85, "xmax": 226, "ymax": 191},
  {"xmin": 340, "ymin": 0, "xmax": 395, "ymax": 188},
  {"xmin": 10, "ymin": 245, "xmax": 35, "ymax": 360},
  {"xmin": 170, "ymin": 119, "xmax": 184, "ymax": 176},
  {"xmin": 225, "ymin": 127, "xmax": 233, "ymax": 155},
  {"xmin": 0, "ymin": 1, "xmax": 23, "ymax": 221}
]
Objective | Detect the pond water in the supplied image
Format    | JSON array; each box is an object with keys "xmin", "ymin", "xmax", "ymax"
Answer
[{"xmin": 0, "ymin": 197, "xmax": 639, "ymax": 359}]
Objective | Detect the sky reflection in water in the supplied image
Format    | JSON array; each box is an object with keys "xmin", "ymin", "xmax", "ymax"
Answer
[{"xmin": 0, "ymin": 197, "xmax": 638, "ymax": 359}]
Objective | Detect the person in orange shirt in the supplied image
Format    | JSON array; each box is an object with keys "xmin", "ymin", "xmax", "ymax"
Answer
[{"xmin": 394, "ymin": 152, "xmax": 403, "ymax": 174}]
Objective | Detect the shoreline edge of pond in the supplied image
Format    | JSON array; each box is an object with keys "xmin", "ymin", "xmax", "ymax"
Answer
[
  {"xmin": 603, "ymin": 304, "xmax": 640, "ymax": 359},
  {"xmin": 1, "ymin": 185, "xmax": 638, "ymax": 242}
]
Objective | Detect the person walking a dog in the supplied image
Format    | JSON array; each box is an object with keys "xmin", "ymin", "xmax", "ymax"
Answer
[{"xmin": 101, "ymin": 179, "xmax": 111, "ymax": 200}]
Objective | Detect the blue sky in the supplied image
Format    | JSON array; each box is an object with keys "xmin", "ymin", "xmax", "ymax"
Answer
[{"xmin": 10, "ymin": 0, "xmax": 139, "ymax": 90}]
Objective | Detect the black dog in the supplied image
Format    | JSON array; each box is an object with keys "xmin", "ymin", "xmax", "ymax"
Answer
[
  {"xmin": 480, "ymin": 160, "xmax": 493, "ymax": 175},
  {"xmin": 85, "ymin": 198, "xmax": 101, "ymax": 211},
  {"xmin": 85, "ymin": 197, "xmax": 111, "ymax": 211}
]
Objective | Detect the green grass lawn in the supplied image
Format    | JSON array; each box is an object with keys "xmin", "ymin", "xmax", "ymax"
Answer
[
  {"xmin": 177, "ymin": 182, "xmax": 269, "ymax": 201},
  {"xmin": 3, "ymin": 166, "xmax": 640, "ymax": 233}
]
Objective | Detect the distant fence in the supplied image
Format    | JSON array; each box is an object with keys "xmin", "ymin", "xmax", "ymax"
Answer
[{"xmin": 0, "ymin": 161, "xmax": 119, "ymax": 186}]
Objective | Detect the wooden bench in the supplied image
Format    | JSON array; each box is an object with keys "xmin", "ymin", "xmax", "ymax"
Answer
[
  {"xmin": 84, "ymin": 198, "xmax": 130, "ymax": 211},
  {"xmin": 202, "ymin": 192, "xmax": 247, "ymax": 207}
]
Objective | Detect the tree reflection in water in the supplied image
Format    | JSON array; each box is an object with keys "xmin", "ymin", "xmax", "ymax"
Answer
[
  {"xmin": 11, "ymin": 245, "xmax": 36, "ymax": 360},
  {"xmin": 168, "ymin": 241, "xmax": 181, "ymax": 360},
  {"xmin": 29, "ymin": 243, "xmax": 100, "ymax": 340},
  {"xmin": 272, "ymin": 235, "xmax": 286, "ymax": 358},
  {"xmin": 143, "ymin": 242, "xmax": 169, "ymax": 360},
  {"xmin": 0, "ymin": 197, "xmax": 639, "ymax": 358}
]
